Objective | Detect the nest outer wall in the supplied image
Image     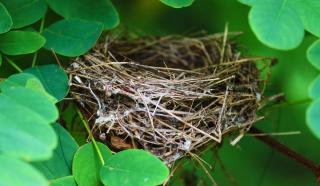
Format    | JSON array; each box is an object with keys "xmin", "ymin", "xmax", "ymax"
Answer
[{"xmin": 68, "ymin": 33, "xmax": 262, "ymax": 165}]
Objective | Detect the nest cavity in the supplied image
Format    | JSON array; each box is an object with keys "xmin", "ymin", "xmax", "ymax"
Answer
[{"xmin": 68, "ymin": 33, "xmax": 261, "ymax": 165}]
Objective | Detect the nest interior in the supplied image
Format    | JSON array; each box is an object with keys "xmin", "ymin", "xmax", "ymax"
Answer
[{"xmin": 68, "ymin": 33, "xmax": 261, "ymax": 165}]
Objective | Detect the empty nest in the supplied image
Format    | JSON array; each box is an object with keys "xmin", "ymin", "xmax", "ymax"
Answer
[{"xmin": 68, "ymin": 33, "xmax": 262, "ymax": 165}]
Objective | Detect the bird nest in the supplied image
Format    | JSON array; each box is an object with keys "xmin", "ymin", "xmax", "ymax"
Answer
[{"xmin": 68, "ymin": 33, "xmax": 262, "ymax": 165}]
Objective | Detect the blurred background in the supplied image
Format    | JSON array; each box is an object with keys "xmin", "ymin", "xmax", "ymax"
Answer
[{"xmin": 1, "ymin": 0, "xmax": 319, "ymax": 185}]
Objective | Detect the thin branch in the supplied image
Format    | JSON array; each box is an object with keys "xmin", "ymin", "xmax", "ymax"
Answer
[{"xmin": 249, "ymin": 127, "xmax": 320, "ymax": 179}]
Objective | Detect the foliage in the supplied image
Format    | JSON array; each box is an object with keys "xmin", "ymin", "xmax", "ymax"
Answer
[
  {"xmin": 0, "ymin": 0, "xmax": 179, "ymax": 185},
  {"xmin": 239, "ymin": 0, "xmax": 320, "ymax": 140}
]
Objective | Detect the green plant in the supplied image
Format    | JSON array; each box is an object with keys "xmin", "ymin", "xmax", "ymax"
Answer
[
  {"xmin": 0, "ymin": 0, "xmax": 184, "ymax": 185},
  {"xmin": 238, "ymin": 0, "xmax": 320, "ymax": 140}
]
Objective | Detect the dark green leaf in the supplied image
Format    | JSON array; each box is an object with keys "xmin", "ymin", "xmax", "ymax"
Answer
[
  {"xmin": 25, "ymin": 64, "xmax": 69, "ymax": 102},
  {"xmin": 248, "ymin": 0, "xmax": 304, "ymax": 50},
  {"xmin": 0, "ymin": 2, "xmax": 12, "ymax": 34},
  {"xmin": 306, "ymin": 100, "xmax": 320, "ymax": 139},
  {"xmin": 309, "ymin": 75, "xmax": 320, "ymax": 100},
  {"xmin": 33, "ymin": 123, "xmax": 79, "ymax": 180},
  {"xmin": 100, "ymin": 149, "xmax": 169, "ymax": 186},
  {"xmin": 291, "ymin": 0, "xmax": 320, "ymax": 37},
  {"xmin": 1, "ymin": 0, "xmax": 47, "ymax": 29},
  {"xmin": 51, "ymin": 176, "xmax": 77, "ymax": 186},
  {"xmin": 43, "ymin": 19, "xmax": 103, "ymax": 57},
  {"xmin": 73, "ymin": 142, "xmax": 112, "ymax": 186},
  {"xmin": 0, "ymin": 155, "xmax": 48, "ymax": 186},
  {"xmin": 0, "ymin": 31, "xmax": 46, "ymax": 55},
  {"xmin": 160, "ymin": 0, "xmax": 194, "ymax": 8},
  {"xmin": 46, "ymin": 0, "xmax": 119, "ymax": 29},
  {"xmin": 307, "ymin": 39, "xmax": 320, "ymax": 70},
  {"xmin": 0, "ymin": 87, "xmax": 58, "ymax": 161},
  {"xmin": 0, "ymin": 53, "xmax": 2, "ymax": 66}
]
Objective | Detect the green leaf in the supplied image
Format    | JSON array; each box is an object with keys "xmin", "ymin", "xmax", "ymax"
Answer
[
  {"xmin": 0, "ymin": 73, "xmax": 56, "ymax": 102},
  {"xmin": 33, "ymin": 123, "xmax": 79, "ymax": 180},
  {"xmin": 51, "ymin": 176, "xmax": 77, "ymax": 186},
  {"xmin": 309, "ymin": 75, "xmax": 320, "ymax": 100},
  {"xmin": 46, "ymin": 0, "xmax": 119, "ymax": 29},
  {"xmin": 25, "ymin": 65, "xmax": 69, "ymax": 102},
  {"xmin": 0, "ymin": 31, "xmax": 46, "ymax": 55},
  {"xmin": 307, "ymin": 39, "xmax": 320, "ymax": 70},
  {"xmin": 290, "ymin": 0, "xmax": 320, "ymax": 37},
  {"xmin": 238, "ymin": 0, "xmax": 257, "ymax": 6},
  {"xmin": 160, "ymin": 0, "xmax": 194, "ymax": 8},
  {"xmin": 1, "ymin": 0, "xmax": 47, "ymax": 29},
  {"xmin": 0, "ymin": 87, "xmax": 58, "ymax": 160},
  {"xmin": 100, "ymin": 149, "xmax": 169, "ymax": 186},
  {"xmin": 73, "ymin": 142, "xmax": 112, "ymax": 186},
  {"xmin": 248, "ymin": 0, "xmax": 304, "ymax": 50},
  {"xmin": 43, "ymin": 19, "xmax": 103, "ymax": 57},
  {"xmin": 306, "ymin": 100, "xmax": 320, "ymax": 140},
  {"xmin": 0, "ymin": 155, "xmax": 48, "ymax": 186},
  {"xmin": 0, "ymin": 2, "xmax": 12, "ymax": 34}
]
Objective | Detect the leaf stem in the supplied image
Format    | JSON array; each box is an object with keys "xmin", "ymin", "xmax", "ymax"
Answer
[
  {"xmin": 31, "ymin": 16, "xmax": 46, "ymax": 67},
  {"xmin": 5, "ymin": 56, "xmax": 22, "ymax": 72},
  {"xmin": 76, "ymin": 108, "xmax": 105, "ymax": 165}
]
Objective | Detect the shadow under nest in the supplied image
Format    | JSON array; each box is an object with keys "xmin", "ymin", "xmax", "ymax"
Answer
[{"xmin": 68, "ymin": 33, "xmax": 262, "ymax": 166}]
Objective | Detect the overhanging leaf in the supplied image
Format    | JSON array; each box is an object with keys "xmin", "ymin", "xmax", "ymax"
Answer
[
  {"xmin": 51, "ymin": 176, "xmax": 77, "ymax": 186},
  {"xmin": 0, "ymin": 87, "xmax": 58, "ymax": 161},
  {"xmin": 43, "ymin": 19, "xmax": 103, "ymax": 57},
  {"xmin": 248, "ymin": 0, "xmax": 304, "ymax": 50},
  {"xmin": 33, "ymin": 123, "xmax": 79, "ymax": 180},
  {"xmin": 0, "ymin": 155, "xmax": 48, "ymax": 186},
  {"xmin": 160, "ymin": 0, "xmax": 194, "ymax": 8},
  {"xmin": 306, "ymin": 100, "xmax": 320, "ymax": 140},
  {"xmin": 46, "ymin": 0, "xmax": 119, "ymax": 29},
  {"xmin": 238, "ymin": 0, "xmax": 257, "ymax": 6},
  {"xmin": 309, "ymin": 75, "xmax": 320, "ymax": 100},
  {"xmin": 290, "ymin": 0, "xmax": 320, "ymax": 37},
  {"xmin": 1, "ymin": 0, "xmax": 47, "ymax": 29},
  {"xmin": 0, "ymin": 2, "xmax": 12, "ymax": 34},
  {"xmin": 0, "ymin": 31, "xmax": 46, "ymax": 55},
  {"xmin": 100, "ymin": 149, "xmax": 169, "ymax": 186},
  {"xmin": 0, "ymin": 73, "xmax": 56, "ymax": 103},
  {"xmin": 73, "ymin": 142, "xmax": 112, "ymax": 186},
  {"xmin": 307, "ymin": 39, "xmax": 320, "ymax": 70},
  {"xmin": 25, "ymin": 64, "xmax": 69, "ymax": 102}
]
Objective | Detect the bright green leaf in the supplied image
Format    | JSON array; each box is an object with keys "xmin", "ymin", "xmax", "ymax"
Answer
[
  {"xmin": 248, "ymin": 0, "xmax": 304, "ymax": 50},
  {"xmin": 100, "ymin": 149, "xmax": 169, "ymax": 186},
  {"xmin": 0, "ymin": 155, "xmax": 48, "ymax": 186},
  {"xmin": 1, "ymin": 0, "xmax": 47, "ymax": 29},
  {"xmin": 0, "ymin": 2, "xmax": 12, "ymax": 34},
  {"xmin": 33, "ymin": 123, "xmax": 79, "ymax": 180},
  {"xmin": 51, "ymin": 176, "xmax": 77, "ymax": 186},
  {"xmin": 0, "ymin": 31, "xmax": 46, "ymax": 55},
  {"xmin": 238, "ymin": 0, "xmax": 257, "ymax": 6},
  {"xmin": 0, "ymin": 73, "xmax": 56, "ymax": 103},
  {"xmin": 43, "ymin": 19, "xmax": 103, "ymax": 57},
  {"xmin": 25, "ymin": 65, "xmax": 69, "ymax": 102},
  {"xmin": 46, "ymin": 0, "xmax": 119, "ymax": 29},
  {"xmin": 290, "ymin": 0, "xmax": 320, "ymax": 37},
  {"xmin": 0, "ymin": 87, "xmax": 58, "ymax": 160},
  {"xmin": 307, "ymin": 39, "xmax": 320, "ymax": 70},
  {"xmin": 309, "ymin": 75, "xmax": 320, "ymax": 100},
  {"xmin": 160, "ymin": 0, "xmax": 194, "ymax": 8},
  {"xmin": 73, "ymin": 142, "xmax": 112, "ymax": 186},
  {"xmin": 306, "ymin": 100, "xmax": 320, "ymax": 140}
]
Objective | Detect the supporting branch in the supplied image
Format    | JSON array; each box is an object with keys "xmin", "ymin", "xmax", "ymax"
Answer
[{"xmin": 249, "ymin": 127, "xmax": 320, "ymax": 179}]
